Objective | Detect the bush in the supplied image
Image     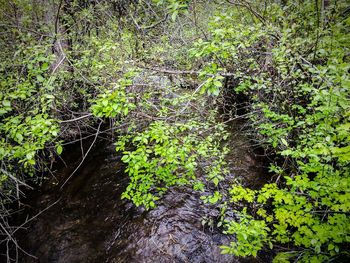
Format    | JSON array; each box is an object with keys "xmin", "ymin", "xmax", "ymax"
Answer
[{"xmin": 191, "ymin": 1, "xmax": 350, "ymax": 261}]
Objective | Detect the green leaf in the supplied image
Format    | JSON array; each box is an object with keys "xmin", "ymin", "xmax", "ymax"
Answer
[
  {"xmin": 102, "ymin": 99, "xmax": 108, "ymax": 106},
  {"xmin": 123, "ymin": 107, "xmax": 129, "ymax": 115},
  {"xmin": 328, "ymin": 243, "xmax": 334, "ymax": 251},
  {"xmin": 2, "ymin": 100, "xmax": 11, "ymax": 107},
  {"xmin": 36, "ymin": 75, "xmax": 45, "ymax": 82},
  {"xmin": 281, "ymin": 138, "xmax": 288, "ymax": 146},
  {"xmin": 171, "ymin": 11, "xmax": 178, "ymax": 21},
  {"xmin": 214, "ymin": 81, "xmax": 222, "ymax": 87},
  {"xmin": 41, "ymin": 62, "xmax": 49, "ymax": 70},
  {"xmin": 16, "ymin": 133, "xmax": 23, "ymax": 142},
  {"xmin": 56, "ymin": 145, "xmax": 63, "ymax": 155}
]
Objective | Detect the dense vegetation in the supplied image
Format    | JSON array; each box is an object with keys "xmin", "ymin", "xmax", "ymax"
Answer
[{"xmin": 0, "ymin": 0, "xmax": 349, "ymax": 262}]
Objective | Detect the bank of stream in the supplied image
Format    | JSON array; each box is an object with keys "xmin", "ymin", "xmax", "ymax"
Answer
[{"xmin": 16, "ymin": 123, "xmax": 267, "ymax": 263}]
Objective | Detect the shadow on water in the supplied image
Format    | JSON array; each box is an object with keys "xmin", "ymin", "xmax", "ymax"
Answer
[{"xmin": 16, "ymin": 124, "xmax": 268, "ymax": 263}]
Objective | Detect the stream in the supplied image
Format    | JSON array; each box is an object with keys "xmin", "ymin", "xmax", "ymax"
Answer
[{"xmin": 16, "ymin": 125, "xmax": 267, "ymax": 263}]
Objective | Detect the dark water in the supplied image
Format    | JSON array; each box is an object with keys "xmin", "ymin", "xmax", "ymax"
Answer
[{"xmin": 17, "ymin": 127, "xmax": 267, "ymax": 263}]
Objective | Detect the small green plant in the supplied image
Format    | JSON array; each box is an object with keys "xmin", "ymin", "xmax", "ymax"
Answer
[
  {"xmin": 200, "ymin": 191, "xmax": 222, "ymax": 204},
  {"xmin": 116, "ymin": 119, "xmax": 229, "ymax": 209},
  {"xmin": 221, "ymin": 209, "xmax": 270, "ymax": 257},
  {"xmin": 153, "ymin": 0, "xmax": 189, "ymax": 21},
  {"xmin": 90, "ymin": 73, "xmax": 136, "ymax": 118}
]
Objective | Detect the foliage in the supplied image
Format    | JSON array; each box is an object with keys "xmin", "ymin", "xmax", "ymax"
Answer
[
  {"xmin": 153, "ymin": 0, "xmax": 189, "ymax": 21},
  {"xmin": 0, "ymin": 33, "xmax": 61, "ymax": 263},
  {"xmin": 90, "ymin": 72, "xmax": 137, "ymax": 118},
  {"xmin": 221, "ymin": 209, "xmax": 270, "ymax": 257},
  {"xmin": 0, "ymin": 38, "xmax": 60, "ymax": 192},
  {"xmin": 2, "ymin": 1, "xmax": 350, "ymax": 262},
  {"xmin": 89, "ymin": 63, "xmax": 229, "ymax": 210},
  {"xmin": 191, "ymin": 0, "xmax": 350, "ymax": 261},
  {"xmin": 115, "ymin": 116, "xmax": 229, "ymax": 209}
]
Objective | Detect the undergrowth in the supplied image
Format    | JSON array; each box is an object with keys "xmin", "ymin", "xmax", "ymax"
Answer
[{"xmin": 1, "ymin": 1, "xmax": 349, "ymax": 262}]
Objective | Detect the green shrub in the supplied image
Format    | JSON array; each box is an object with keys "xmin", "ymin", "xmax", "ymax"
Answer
[
  {"xmin": 116, "ymin": 119, "xmax": 229, "ymax": 209},
  {"xmin": 191, "ymin": 0, "xmax": 350, "ymax": 261},
  {"xmin": 0, "ymin": 39, "xmax": 60, "ymax": 193}
]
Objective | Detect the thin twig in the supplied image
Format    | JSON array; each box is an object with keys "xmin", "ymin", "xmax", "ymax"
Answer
[
  {"xmin": 60, "ymin": 120, "xmax": 102, "ymax": 189},
  {"xmin": 140, "ymin": 65, "xmax": 235, "ymax": 77},
  {"xmin": 13, "ymin": 198, "xmax": 61, "ymax": 235},
  {"xmin": 59, "ymin": 113, "xmax": 93, "ymax": 123}
]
